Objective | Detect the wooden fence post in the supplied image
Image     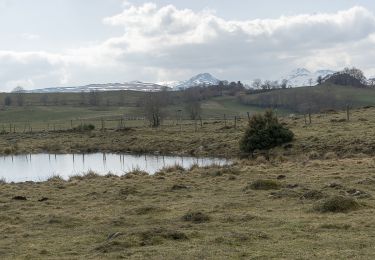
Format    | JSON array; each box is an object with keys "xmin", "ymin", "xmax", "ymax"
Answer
[{"xmin": 346, "ymin": 105, "xmax": 350, "ymax": 121}]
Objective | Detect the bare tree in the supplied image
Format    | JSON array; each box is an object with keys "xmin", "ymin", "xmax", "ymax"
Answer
[
  {"xmin": 317, "ymin": 75, "xmax": 323, "ymax": 85},
  {"xmin": 281, "ymin": 79, "xmax": 288, "ymax": 89},
  {"xmin": 88, "ymin": 90, "xmax": 100, "ymax": 106},
  {"xmin": 4, "ymin": 96, "xmax": 12, "ymax": 106},
  {"xmin": 308, "ymin": 78, "xmax": 313, "ymax": 87},
  {"xmin": 252, "ymin": 79, "xmax": 262, "ymax": 89},
  {"xmin": 183, "ymin": 87, "xmax": 202, "ymax": 120},
  {"xmin": 12, "ymin": 86, "xmax": 25, "ymax": 106},
  {"xmin": 40, "ymin": 94, "xmax": 49, "ymax": 106},
  {"xmin": 142, "ymin": 92, "xmax": 165, "ymax": 127}
]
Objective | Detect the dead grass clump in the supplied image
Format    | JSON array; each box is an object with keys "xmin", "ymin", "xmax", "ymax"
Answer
[
  {"xmin": 308, "ymin": 151, "xmax": 320, "ymax": 160},
  {"xmin": 330, "ymin": 118, "xmax": 347, "ymax": 123},
  {"xmin": 119, "ymin": 186, "xmax": 137, "ymax": 197},
  {"xmin": 124, "ymin": 169, "xmax": 149, "ymax": 178},
  {"xmin": 319, "ymin": 223, "xmax": 351, "ymax": 230},
  {"xmin": 47, "ymin": 175, "xmax": 65, "ymax": 182},
  {"xmin": 69, "ymin": 170, "xmax": 100, "ymax": 181},
  {"xmin": 246, "ymin": 180, "xmax": 281, "ymax": 191},
  {"xmin": 135, "ymin": 206, "xmax": 164, "ymax": 215},
  {"xmin": 255, "ymin": 156, "xmax": 268, "ymax": 164},
  {"xmin": 155, "ymin": 164, "xmax": 185, "ymax": 175},
  {"xmin": 300, "ymin": 190, "xmax": 325, "ymax": 200},
  {"xmin": 324, "ymin": 152, "xmax": 337, "ymax": 160},
  {"xmin": 138, "ymin": 228, "xmax": 188, "ymax": 246},
  {"xmin": 314, "ymin": 196, "xmax": 360, "ymax": 213},
  {"xmin": 182, "ymin": 211, "xmax": 210, "ymax": 223},
  {"xmin": 269, "ymin": 189, "xmax": 300, "ymax": 199},
  {"xmin": 171, "ymin": 184, "xmax": 189, "ymax": 191}
]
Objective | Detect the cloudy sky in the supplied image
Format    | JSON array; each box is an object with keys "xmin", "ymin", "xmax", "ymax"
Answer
[{"xmin": 1, "ymin": 0, "xmax": 375, "ymax": 91}]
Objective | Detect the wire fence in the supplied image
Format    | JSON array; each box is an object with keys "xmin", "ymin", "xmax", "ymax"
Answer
[{"xmin": 0, "ymin": 114, "xmax": 247, "ymax": 133}]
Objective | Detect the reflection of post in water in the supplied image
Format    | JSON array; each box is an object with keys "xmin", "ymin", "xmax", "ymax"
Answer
[
  {"xmin": 48, "ymin": 154, "xmax": 51, "ymax": 163},
  {"xmin": 82, "ymin": 153, "xmax": 85, "ymax": 166},
  {"xmin": 163, "ymin": 156, "xmax": 165, "ymax": 168},
  {"xmin": 103, "ymin": 153, "xmax": 107, "ymax": 169},
  {"xmin": 72, "ymin": 154, "xmax": 75, "ymax": 164}
]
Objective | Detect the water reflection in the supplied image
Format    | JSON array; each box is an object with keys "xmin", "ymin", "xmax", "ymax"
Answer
[{"xmin": 0, "ymin": 153, "xmax": 230, "ymax": 183}]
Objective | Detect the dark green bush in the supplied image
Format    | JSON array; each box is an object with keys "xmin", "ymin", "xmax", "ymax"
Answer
[
  {"xmin": 73, "ymin": 124, "xmax": 95, "ymax": 132},
  {"xmin": 240, "ymin": 110, "xmax": 294, "ymax": 154}
]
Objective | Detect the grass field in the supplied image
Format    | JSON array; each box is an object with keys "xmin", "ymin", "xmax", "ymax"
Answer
[{"xmin": 1, "ymin": 153, "xmax": 375, "ymax": 258}]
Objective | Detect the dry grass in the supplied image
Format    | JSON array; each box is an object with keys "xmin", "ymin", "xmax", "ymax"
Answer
[{"xmin": 0, "ymin": 157, "xmax": 375, "ymax": 259}]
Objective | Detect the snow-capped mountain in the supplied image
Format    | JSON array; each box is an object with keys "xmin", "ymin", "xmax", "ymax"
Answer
[
  {"xmin": 175, "ymin": 73, "xmax": 220, "ymax": 89},
  {"xmin": 28, "ymin": 81, "xmax": 169, "ymax": 93},
  {"xmin": 281, "ymin": 68, "xmax": 336, "ymax": 87}
]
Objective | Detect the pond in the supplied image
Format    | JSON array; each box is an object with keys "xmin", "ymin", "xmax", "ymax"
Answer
[{"xmin": 0, "ymin": 153, "xmax": 230, "ymax": 183}]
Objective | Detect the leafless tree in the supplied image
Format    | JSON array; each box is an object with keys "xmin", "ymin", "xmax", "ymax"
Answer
[
  {"xmin": 252, "ymin": 79, "xmax": 262, "ymax": 89},
  {"xmin": 12, "ymin": 86, "xmax": 25, "ymax": 106},
  {"xmin": 142, "ymin": 92, "xmax": 165, "ymax": 127},
  {"xmin": 183, "ymin": 87, "xmax": 202, "ymax": 120}
]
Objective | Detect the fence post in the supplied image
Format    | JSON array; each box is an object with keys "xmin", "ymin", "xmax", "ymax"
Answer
[
  {"xmin": 224, "ymin": 114, "xmax": 227, "ymax": 127},
  {"xmin": 309, "ymin": 111, "xmax": 312, "ymax": 125},
  {"xmin": 247, "ymin": 112, "xmax": 251, "ymax": 124},
  {"xmin": 234, "ymin": 116, "xmax": 237, "ymax": 129},
  {"xmin": 346, "ymin": 105, "xmax": 350, "ymax": 121}
]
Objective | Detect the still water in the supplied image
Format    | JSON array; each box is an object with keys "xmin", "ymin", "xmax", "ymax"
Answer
[{"xmin": 0, "ymin": 153, "xmax": 230, "ymax": 183}]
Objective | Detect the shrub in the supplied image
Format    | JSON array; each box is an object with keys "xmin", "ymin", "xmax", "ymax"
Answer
[
  {"xmin": 314, "ymin": 196, "xmax": 359, "ymax": 213},
  {"xmin": 72, "ymin": 124, "xmax": 95, "ymax": 132},
  {"xmin": 240, "ymin": 110, "xmax": 294, "ymax": 154}
]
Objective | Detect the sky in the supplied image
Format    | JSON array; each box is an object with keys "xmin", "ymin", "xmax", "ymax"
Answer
[{"xmin": 1, "ymin": 0, "xmax": 375, "ymax": 91}]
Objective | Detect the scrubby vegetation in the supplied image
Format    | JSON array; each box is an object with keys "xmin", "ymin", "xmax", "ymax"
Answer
[{"xmin": 240, "ymin": 110, "xmax": 294, "ymax": 154}]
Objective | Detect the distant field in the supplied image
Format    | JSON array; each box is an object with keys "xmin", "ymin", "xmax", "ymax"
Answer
[
  {"xmin": 1, "ymin": 84, "xmax": 375, "ymax": 131},
  {"xmin": 240, "ymin": 84, "xmax": 375, "ymax": 112}
]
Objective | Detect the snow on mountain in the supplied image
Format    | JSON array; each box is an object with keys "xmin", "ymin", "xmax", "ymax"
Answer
[
  {"xmin": 28, "ymin": 82, "xmax": 169, "ymax": 93},
  {"xmin": 157, "ymin": 81, "xmax": 182, "ymax": 88},
  {"xmin": 175, "ymin": 73, "xmax": 220, "ymax": 89},
  {"xmin": 281, "ymin": 68, "xmax": 336, "ymax": 87}
]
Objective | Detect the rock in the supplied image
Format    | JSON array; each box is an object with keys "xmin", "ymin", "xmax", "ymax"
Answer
[
  {"xmin": 277, "ymin": 175, "xmax": 286, "ymax": 180},
  {"xmin": 38, "ymin": 197, "xmax": 49, "ymax": 202}
]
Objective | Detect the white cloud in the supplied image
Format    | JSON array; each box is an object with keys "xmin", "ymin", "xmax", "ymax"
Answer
[{"xmin": 1, "ymin": 3, "xmax": 375, "ymax": 91}]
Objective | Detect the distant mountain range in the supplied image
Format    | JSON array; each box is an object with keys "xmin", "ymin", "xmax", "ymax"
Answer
[
  {"xmin": 27, "ymin": 73, "xmax": 221, "ymax": 93},
  {"xmin": 28, "ymin": 81, "xmax": 167, "ymax": 93},
  {"xmin": 24, "ymin": 69, "xmax": 342, "ymax": 93}
]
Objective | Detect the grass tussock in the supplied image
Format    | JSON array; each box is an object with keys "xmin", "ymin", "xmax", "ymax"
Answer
[
  {"xmin": 182, "ymin": 211, "xmax": 210, "ymax": 223},
  {"xmin": 246, "ymin": 180, "xmax": 281, "ymax": 190},
  {"xmin": 314, "ymin": 196, "xmax": 360, "ymax": 213}
]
